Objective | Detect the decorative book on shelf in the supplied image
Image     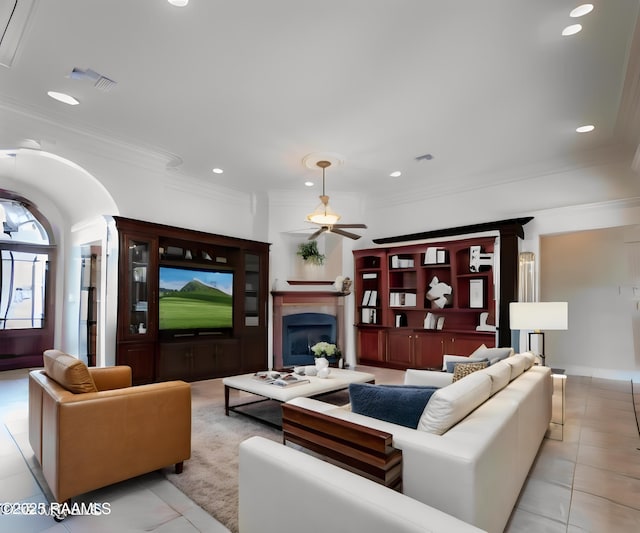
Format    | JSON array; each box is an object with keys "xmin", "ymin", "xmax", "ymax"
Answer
[
  {"xmin": 390, "ymin": 255, "xmax": 415, "ymax": 269},
  {"xmin": 362, "ymin": 289, "xmax": 378, "ymax": 306},
  {"xmin": 424, "ymin": 247, "xmax": 448, "ymax": 265}
]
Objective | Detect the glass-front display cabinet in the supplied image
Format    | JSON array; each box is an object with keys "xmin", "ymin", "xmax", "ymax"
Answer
[
  {"xmin": 244, "ymin": 252, "xmax": 261, "ymax": 327},
  {"xmin": 120, "ymin": 233, "xmax": 158, "ymax": 341}
]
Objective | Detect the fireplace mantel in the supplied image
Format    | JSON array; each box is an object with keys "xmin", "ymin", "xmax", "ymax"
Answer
[
  {"xmin": 272, "ymin": 291, "xmax": 346, "ymax": 369},
  {"xmin": 271, "ymin": 290, "xmax": 349, "ymax": 299}
]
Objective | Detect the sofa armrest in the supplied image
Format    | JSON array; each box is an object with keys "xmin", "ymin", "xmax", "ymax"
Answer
[
  {"xmin": 282, "ymin": 403, "xmax": 402, "ymax": 490},
  {"xmin": 239, "ymin": 436, "xmax": 486, "ymax": 533},
  {"xmin": 89, "ymin": 366, "xmax": 132, "ymax": 390},
  {"xmin": 404, "ymin": 368, "xmax": 453, "ymax": 387}
]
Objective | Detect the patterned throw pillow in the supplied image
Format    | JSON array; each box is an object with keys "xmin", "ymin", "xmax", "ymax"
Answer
[{"xmin": 452, "ymin": 361, "xmax": 489, "ymax": 382}]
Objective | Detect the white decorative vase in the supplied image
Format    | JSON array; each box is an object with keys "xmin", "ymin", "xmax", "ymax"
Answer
[
  {"xmin": 317, "ymin": 367, "xmax": 331, "ymax": 379},
  {"xmin": 315, "ymin": 357, "xmax": 329, "ymax": 370}
]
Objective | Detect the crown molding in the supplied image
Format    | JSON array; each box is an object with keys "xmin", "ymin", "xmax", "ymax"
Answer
[
  {"xmin": 0, "ymin": 94, "xmax": 182, "ymax": 172},
  {"xmin": 370, "ymin": 143, "xmax": 635, "ymax": 209}
]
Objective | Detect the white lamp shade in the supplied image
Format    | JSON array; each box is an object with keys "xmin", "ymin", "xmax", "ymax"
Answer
[{"xmin": 509, "ymin": 302, "xmax": 568, "ymax": 330}]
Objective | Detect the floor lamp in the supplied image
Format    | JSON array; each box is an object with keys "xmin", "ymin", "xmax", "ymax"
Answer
[{"xmin": 509, "ymin": 302, "xmax": 568, "ymax": 366}]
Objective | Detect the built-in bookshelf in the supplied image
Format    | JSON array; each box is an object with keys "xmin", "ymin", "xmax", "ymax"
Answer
[{"xmin": 353, "ymin": 236, "xmax": 501, "ymax": 370}]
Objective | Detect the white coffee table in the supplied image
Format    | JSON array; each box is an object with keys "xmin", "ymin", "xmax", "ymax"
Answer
[{"xmin": 223, "ymin": 368, "xmax": 375, "ymax": 427}]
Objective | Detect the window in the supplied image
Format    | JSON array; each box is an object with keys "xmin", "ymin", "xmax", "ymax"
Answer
[{"xmin": 0, "ymin": 196, "xmax": 52, "ymax": 330}]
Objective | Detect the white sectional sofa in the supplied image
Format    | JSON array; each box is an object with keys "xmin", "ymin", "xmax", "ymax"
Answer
[
  {"xmin": 285, "ymin": 352, "xmax": 552, "ymax": 533},
  {"xmin": 239, "ymin": 436, "xmax": 486, "ymax": 533}
]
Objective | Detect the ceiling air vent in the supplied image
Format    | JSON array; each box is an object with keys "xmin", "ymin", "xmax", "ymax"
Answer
[
  {"xmin": 69, "ymin": 67, "xmax": 118, "ymax": 92},
  {"xmin": 0, "ymin": 0, "xmax": 36, "ymax": 69}
]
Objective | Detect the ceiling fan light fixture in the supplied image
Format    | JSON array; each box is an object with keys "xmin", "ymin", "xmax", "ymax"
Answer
[
  {"xmin": 306, "ymin": 160, "xmax": 342, "ymax": 225},
  {"xmin": 307, "ymin": 199, "xmax": 341, "ymax": 225}
]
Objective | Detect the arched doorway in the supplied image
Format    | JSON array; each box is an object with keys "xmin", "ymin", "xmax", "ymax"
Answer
[{"xmin": 0, "ymin": 190, "xmax": 55, "ymax": 370}]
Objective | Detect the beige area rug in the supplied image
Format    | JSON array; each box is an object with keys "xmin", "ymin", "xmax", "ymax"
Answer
[{"xmin": 165, "ymin": 379, "xmax": 350, "ymax": 533}]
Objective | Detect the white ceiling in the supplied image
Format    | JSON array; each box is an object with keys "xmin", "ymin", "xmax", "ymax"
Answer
[{"xmin": 1, "ymin": 0, "xmax": 639, "ymax": 202}]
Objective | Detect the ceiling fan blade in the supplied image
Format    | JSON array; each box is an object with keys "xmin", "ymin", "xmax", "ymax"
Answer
[
  {"xmin": 308, "ymin": 227, "xmax": 327, "ymax": 240},
  {"xmin": 332, "ymin": 223, "xmax": 367, "ymax": 229},
  {"xmin": 330, "ymin": 228, "xmax": 362, "ymax": 240}
]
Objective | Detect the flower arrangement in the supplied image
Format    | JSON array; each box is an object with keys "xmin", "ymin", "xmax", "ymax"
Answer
[{"xmin": 310, "ymin": 341, "xmax": 341, "ymax": 359}]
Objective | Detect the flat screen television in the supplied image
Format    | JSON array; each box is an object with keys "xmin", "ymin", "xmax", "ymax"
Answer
[{"xmin": 159, "ymin": 265, "xmax": 234, "ymax": 336}]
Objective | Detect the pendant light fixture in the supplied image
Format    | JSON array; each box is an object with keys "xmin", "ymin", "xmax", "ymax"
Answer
[{"xmin": 306, "ymin": 161, "xmax": 341, "ymax": 225}]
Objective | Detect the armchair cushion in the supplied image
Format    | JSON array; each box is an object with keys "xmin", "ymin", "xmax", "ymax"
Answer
[
  {"xmin": 349, "ymin": 383, "xmax": 439, "ymax": 429},
  {"xmin": 89, "ymin": 366, "xmax": 132, "ymax": 391},
  {"xmin": 43, "ymin": 349, "xmax": 97, "ymax": 394}
]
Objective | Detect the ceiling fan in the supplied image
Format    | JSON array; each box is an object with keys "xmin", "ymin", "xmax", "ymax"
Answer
[{"xmin": 305, "ymin": 160, "xmax": 367, "ymax": 240}]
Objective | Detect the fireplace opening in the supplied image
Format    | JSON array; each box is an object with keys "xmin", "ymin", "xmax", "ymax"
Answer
[{"xmin": 282, "ymin": 312, "xmax": 337, "ymax": 367}]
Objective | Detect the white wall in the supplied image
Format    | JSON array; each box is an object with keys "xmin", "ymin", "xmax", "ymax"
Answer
[{"xmin": 540, "ymin": 226, "xmax": 640, "ymax": 382}]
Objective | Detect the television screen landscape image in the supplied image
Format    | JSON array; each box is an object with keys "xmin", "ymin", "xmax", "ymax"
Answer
[{"xmin": 159, "ymin": 266, "xmax": 233, "ymax": 330}]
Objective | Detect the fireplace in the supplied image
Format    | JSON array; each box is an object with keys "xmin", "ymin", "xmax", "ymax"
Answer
[
  {"xmin": 272, "ymin": 290, "xmax": 346, "ymax": 369},
  {"xmin": 282, "ymin": 312, "xmax": 337, "ymax": 366}
]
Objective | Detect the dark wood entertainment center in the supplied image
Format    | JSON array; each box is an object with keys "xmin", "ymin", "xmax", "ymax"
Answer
[{"xmin": 114, "ymin": 217, "xmax": 269, "ymax": 384}]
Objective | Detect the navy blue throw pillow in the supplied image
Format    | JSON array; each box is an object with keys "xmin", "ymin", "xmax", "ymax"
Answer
[{"xmin": 348, "ymin": 383, "xmax": 439, "ymax": 429}]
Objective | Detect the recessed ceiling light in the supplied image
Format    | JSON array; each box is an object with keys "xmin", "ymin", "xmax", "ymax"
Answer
[
  {"xmin": 562, "ymin": 24, "xmax": 582, "ymax": 36},
  {"xmin": 576, "ymin": 124, "xmax": 595, "ymax": 133},
  {"xmin": 168, "ymin": 0, "xmax": 189, "ymax": 6},
  {"xmin": 570, "ymin": 4, "xmax": 594, "ymax": 18},
  {"xmin": 47, "ymin": 91, "xmax": 79, "ymax": 105},
  {"xmin": 304, "ymin": 181, "xmax": 314, "ymax": 187},
  {"xmin": 212, "ymin": 168, "xmax": 224, "ymax": 174},
  {"xmin": 0, "ymin": 150, "xmax": 17, "ymax": 158},
  {"xmin": 390, "ymin": 171, "xmax": 402, "ymax": 178}
]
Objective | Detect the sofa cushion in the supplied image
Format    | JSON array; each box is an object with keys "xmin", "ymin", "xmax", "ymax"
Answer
[
  {"xmin": 452, "ymin": 361, "xmax": 488, "ymax": 382},
  {"xmin": 471, "ymin": 346, "xmax": 514, "ymax": 365},
  {"xmin": 404, "ymin": 369, "xmax": 454, "ymax": 388},
  {"xmin": 503, "ymin": 354, "xmax": 529, "ymax": 380},
  {"xmin": 43, "ymin": 350, "xmax": 97, "ymax": 394},
  {"xmin": 479, "ymin": 360, "xmax": 511, "ymax": 395},
  {"xmin": 469, "ymin": 343, "xmax": 488, "ymax": 357},
  {"xmin": 521, "ymin": 351, "xmax": 536, "ymax": 369},
  {"xmin": 349, "ymin": 383, "xmax": 439, "ymax": 429},
  {"xmin": 417, "ymin": 372, "xmax": 492, "ymax": 435},
  {"xmin": 443, "ymin": 355, "xmax": 469, "ymax": 372}
]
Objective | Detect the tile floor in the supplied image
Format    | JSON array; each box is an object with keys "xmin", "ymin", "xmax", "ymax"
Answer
[{"xmin": 0, "ymin": 365, "xmax": 639, "ymax": 532}]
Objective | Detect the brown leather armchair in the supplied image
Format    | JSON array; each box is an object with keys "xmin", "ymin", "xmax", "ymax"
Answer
[{"xmin": 29, "ymin": 350, "xmax": 191, "ymax": 504}]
